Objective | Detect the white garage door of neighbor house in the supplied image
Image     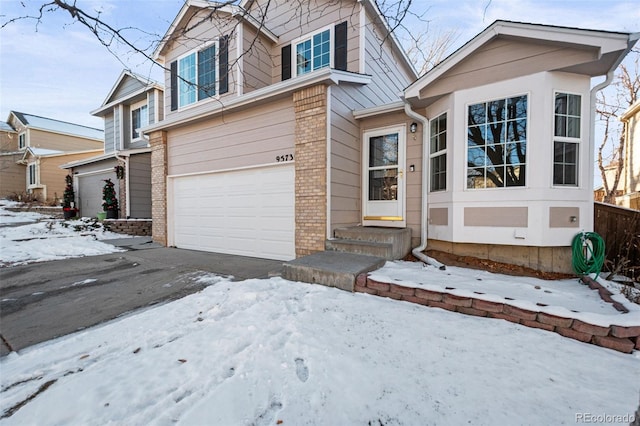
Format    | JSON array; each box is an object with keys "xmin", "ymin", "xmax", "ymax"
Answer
[
  {"xmin": 171, "ymin": 165, "xmax": 295, "ymax": 261},
  {"xmin": 78, "ymin": 172, "xmax": 115, "ymax": 217}
]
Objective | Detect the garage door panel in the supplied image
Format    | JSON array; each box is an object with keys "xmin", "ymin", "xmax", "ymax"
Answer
[{"xmin": 171, "ymin": 165, "xmax": 295, "ymax": 260}]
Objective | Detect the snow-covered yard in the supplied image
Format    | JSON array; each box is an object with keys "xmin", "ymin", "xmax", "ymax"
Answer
[
  {"xmin": 1, "ymin": 201, "xmax": 639, "ymax": 424},
  {"xmin": 0, "ymin": 200, "xmax": 127, "ymax": 267}
]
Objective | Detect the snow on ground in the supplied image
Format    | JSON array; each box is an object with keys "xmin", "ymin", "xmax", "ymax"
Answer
[
  {"xmin": 0, "ymin": 200, "xmax": 47, "ymax": 225},
  {"xmin": 0, "ymin": 203, "xmax": 128, "ymax": 267},
  {"xmin": 1, "ymin": 276, "xmax": 639, "ymax": 425},
  {"xmin": 1, "ymin": 203, "xmax": 639, "ymax": 424}
]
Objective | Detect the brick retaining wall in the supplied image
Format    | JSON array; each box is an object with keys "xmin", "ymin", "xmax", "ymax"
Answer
[
  {"xmin": 103, "ymin": 219, "xmax": 152, "ymax": 236},
  {"xmin": 355, "ymin": 274, "xmax": 640, "ymax": 354}
]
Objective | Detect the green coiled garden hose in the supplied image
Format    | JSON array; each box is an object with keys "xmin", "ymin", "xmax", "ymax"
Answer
[{"xmin": 571, "ymin": 231, "xmax": 606, "ymax": 276}]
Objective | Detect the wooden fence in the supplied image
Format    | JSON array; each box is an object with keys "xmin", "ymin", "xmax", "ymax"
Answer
[{"xmin": 593, "ymin": 202, "xmax": 640, "ymax": 281}]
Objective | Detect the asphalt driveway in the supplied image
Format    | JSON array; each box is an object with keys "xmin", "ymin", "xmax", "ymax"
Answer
[{"xmin": 0, "ymin": 238, "xmax": 284, "ymax": 356}]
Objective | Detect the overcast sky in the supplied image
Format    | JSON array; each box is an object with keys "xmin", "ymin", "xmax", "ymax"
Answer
[{"xmin": 0, "ymin": 0, "xmax": 638, "ymax": 130}]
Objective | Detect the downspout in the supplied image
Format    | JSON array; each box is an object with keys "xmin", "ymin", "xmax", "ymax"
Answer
[{"xmin": 402, "ymin": 99, "xmax": 446, "ymax": 270}]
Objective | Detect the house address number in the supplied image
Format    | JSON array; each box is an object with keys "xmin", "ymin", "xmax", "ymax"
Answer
[{"xmin": 276, "ymin": 154, "xmax": 294, "ymax": 162}]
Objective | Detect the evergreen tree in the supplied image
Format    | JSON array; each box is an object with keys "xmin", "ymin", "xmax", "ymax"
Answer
[
  {"xmin": 102, "ymin": 178, "xmax": 118, "ymax": 211},
  {"xmin": 63, "ymin": 174, "xmax": 75, "ymax": 208}
]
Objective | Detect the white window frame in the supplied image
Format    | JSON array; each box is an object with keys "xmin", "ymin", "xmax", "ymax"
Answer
[
  {"xmin": 18, "ymin": 132, "xmax": 26, "ymax": 149},
  {"xmin": 176, "ymin": 40, "xmax": 220, "ymax": 109},
  {"xmin": 552, "ymin": 91, "xmax": 581, "ymax": 187},
  {"xmin": 291, "ymin": 25, "xmax": 333, "ymax": 78},
  {"xmin": 465, "ymin": 93, "xmax": 529, "ymax": 190},
  {"xmin": 130, "ymin": 99, "xmax": 149, "ymax": 141},
  {"xmin": 429, "ymin": 112, "xmax": 447, "ymax": 192}
]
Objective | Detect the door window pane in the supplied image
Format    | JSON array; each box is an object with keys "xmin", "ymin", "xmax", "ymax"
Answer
[
  {"xmin": 369, "ymin": 169, "xmax": 398, "ymax": 201},
  {"xmin": 369, "ymin": 134, "xmax": 398, "ymax": 167}
]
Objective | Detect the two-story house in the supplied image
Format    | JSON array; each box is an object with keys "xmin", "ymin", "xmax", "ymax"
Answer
[
  {"xmin": 3, "ymin": 111, "xmax": 104, "ymax": 203},
  {"xmin": 144, "ymin": 0, "xmax": 637, "ymax": 274},
  {"xmin": 62, "ymin": 71, "xmax": 164, "ymax": 218}
]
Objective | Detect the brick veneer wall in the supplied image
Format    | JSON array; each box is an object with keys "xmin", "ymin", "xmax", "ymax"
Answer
[
  {"xmin": 355, "ymin": 274, "xmax": 640, "ymax": 354},
  {"xmin": 103, "ymin": 219, "xmax": 152, "ymax": 236},
  {"xmin": 293, "ymin": 85, "xmax": 327, "ymax": 257},
  {"xmin": 149, "ymin": 131, "xmax": 168, "ymax": 245}
]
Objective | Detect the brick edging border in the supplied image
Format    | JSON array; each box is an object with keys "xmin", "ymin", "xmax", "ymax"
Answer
[{"xmin": 355, "ymin": 274, "xmax": 640, "ymax": 354}]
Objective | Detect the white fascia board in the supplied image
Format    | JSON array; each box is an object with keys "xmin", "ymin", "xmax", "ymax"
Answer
[
  {"xmin": 116, "ymin": 147, "xmax": 153, "ymax": 157},
  {"xmin": 60, "ymin": 152, "xmax": 117, "ymax": 169},
  {"xmin": 353, "ymin": 101, "xmax": 406, "ymax": 119},
  {"xmin": 620, "ymin": 99, "xmax": 640, "ymax": 122},
  {"xmin": 144, "ymin": 69, "xmax": 372, "ymax": 133}
]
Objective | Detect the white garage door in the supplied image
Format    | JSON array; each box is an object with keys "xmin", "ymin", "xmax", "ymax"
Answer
[
  {"xmin": 171, "ymin": 165, "xmax": 295, "ymax": 261},
  {"xmin": 78, "ymin": 172, "xmax": 116, "ymax": 218}
]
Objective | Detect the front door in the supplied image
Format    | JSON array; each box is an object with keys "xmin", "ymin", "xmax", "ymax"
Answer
[{"xmin": 363, "ymin": 125, "xmax": 406, "ymax": 227}]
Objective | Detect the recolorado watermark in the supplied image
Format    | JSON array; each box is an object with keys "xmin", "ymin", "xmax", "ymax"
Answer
[{"xmin": 575, "ymin": 412, "xmax": 636, "ymax": 423}]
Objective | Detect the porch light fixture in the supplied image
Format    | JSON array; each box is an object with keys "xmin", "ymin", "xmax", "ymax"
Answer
[{"xmin": 410, "ymin": 122, "xmax": 418, "ymax": 133}]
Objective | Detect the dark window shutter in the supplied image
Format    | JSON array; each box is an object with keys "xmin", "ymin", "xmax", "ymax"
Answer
[
  {"xmin": 281, "ymin": 44, "xmax": 291, "ymax": 81},
  {"xmin": 170, "ymin": 60, "xmax": 178, "ymax": 111},
  {"xmin": 334, "ymin": 21, "xmax": 348, "ymax": 71},
  {"xmin": 219, "ymin": 35, "xmax": 229, "ymax": 94}
]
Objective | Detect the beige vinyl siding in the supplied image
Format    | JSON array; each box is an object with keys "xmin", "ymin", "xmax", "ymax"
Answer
[
  {"xmin": 270, "ymin": 3, "xmax": 363, "ymax": 82},
  {"xmin": 242, "ymin": 25, "xmax": 273, "ymax": 93},
  {"xmin": 109, "ymin": 76, "xmax": 146, "ymax": 103},
  {"xmin": 361, "ymin": 22, "xmax": 412, "ymax": 105},
  {"xmin": 156, "ymin": 90, "xmax": 165, "ymax": 122},
  {"xmin": 129, "ymin": 152, "xmax": 152, "ymax": 218},
  {"xmin": 1, "ymin": 130, "xmax": 19, "ymax": 152},
  {"xmin": 167, "ymin": 97, "xmax": 295, "ymax": 176},
  {"xmin": 28, "ymin": 128, "xmax": 103, "ymax": 152},
  {"xmin": 0, "ymin": 153, "xmax": 25, "ymax": 197},
  {"xmin": 148, "ymin": 93, "xmax": 156, "ymax": 126},
  {"xmin": 419, "ymin": 38, "xmax": 598, "ymax": 101},
  {"xmin": 37, "ymin": 151, "xmax": 102, "ymax": 202}
]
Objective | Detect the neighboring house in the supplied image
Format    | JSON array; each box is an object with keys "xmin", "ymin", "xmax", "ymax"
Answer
[
  {"xmin": 594, "ymin": 161, "xmax": 624, "ymax": 203},
  {"xmin": 617, "ymin": 100, "xmax": 640, "ymax": 209},
  {"xmin": 62, "ymin": 70, "xmax": 163, "ymax": 218},
  {"xmin": 4, "ymin": 111, "xmax": 104, "ymax": 203},
  {"xmin": 144, "ymin": 0, "xmax": 637, "ymax": 273},
  {"xmin": 0, "ymin": 120, "xmax": 23, "ymax": 198}
]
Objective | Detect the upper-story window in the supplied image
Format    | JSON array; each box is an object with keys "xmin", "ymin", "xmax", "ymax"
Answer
[
  {"xmin": 430, "ymin": 113, "xmax": 447, "ymax": 192},
  {"xmin": 467, "ymin": 95, "xmax": 527, "ymax": 189},
  {"xmin": 19, "ymin": 133, "xmax": 26, "ymax": 149},
  {"xmin": 170, "ymin": 35, "xmax": 229, "ymax": 111},
  {"xmin": 281, "ymin": 22, "xmax": 348, "ymax": 81},
  {"xmin": 295, "ymin": 29, "xmax": 331, "ymax": 76},
  {"xmin": 178, "ymin": 43, "xmax": 217, "ymax": 108},
  {"xmin": 553, "ymin": 92, "xmax": 581, "ymax": 186},
  {"xmin": 131, "ymin": 100, "xmax": 148, "ymax": 140}
]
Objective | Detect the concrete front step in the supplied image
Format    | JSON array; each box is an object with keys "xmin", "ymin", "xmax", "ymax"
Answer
[
  {"xmin": 325, "ymin": 239, "xmax": 394, "ymax": 259},
  {"xmin": 328, "ymin": 226, "xmax": 411, "ymax": 260},
  {"xmin": 282, "ymin": 251, "xmax": 386, "ymax": 292}
]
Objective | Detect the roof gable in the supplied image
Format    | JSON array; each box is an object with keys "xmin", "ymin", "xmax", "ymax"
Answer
[
  {"xmin": 103, "ymin": 70, "xmax": 156, "ymax": 105},
  {"xmin": 405, "ymin": 20, "xmax": 638, "ymax": 107}
]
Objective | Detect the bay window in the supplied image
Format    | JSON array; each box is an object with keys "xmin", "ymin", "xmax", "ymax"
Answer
[
  {"xmin": 430, "ymin": 113, "xmax": 447, "ymax": 192},
  {"xmin": 467, "ymin": 95, "xmax": 527, "ymax": 189},
  {"xmin": 553, "ymin": 92, "xmax": 581, "ymax": 186}
]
